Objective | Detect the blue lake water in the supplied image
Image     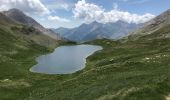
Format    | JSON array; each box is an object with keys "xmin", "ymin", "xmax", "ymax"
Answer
[{"xmin": 30, "ymin": 45, "xmax": 102, "ymax": 74}]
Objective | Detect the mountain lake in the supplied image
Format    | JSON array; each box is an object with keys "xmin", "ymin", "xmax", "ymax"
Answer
[{"xmin": 30, "ymin": 45, "xmax": 102, "ymax": 74}]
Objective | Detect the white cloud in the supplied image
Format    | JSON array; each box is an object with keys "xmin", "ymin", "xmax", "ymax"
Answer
[
  {"xmin": 73, "ymin": 0, "xmax": 155, "ymax": 24},
  {"xmin": 46, "ymin": 2, "xmax": 72, "ymax": 11},
  {"xmin": 48, "ymin": 16, "xmax": 70, "ymax": 22},
  {"xmin": 0, "ymin": 0, "xmax": 50, "ymax": 15},
  {"xmin": 55, "ymin": 3, "xmax": 70, "ymax": 10}
]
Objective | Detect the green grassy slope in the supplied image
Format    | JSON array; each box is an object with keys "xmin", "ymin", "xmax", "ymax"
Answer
[
  {"xmin": 0, "ymin": 27, "xmax": 48, "ymax": 99},
  {"xmin": 0, "ymin": 13, "xmax": 62, "ymax": 99},
  {"xmin": 0, "ymin": 24, "xmax": 74, "ymax": 100},
  {"xmin": 1, "ymin": 10, "xmax": 170, "ymax": 100},
  {"xmin": 1, "ymin": 25, "xmax": 170, "ymax": 100},
  {"xmin": 0, "ymin": 12, "xmax": 58, "ymax": 48}
]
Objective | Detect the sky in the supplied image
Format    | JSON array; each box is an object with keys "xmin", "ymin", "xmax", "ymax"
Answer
[{"xmin": 0, "ymin": 0, "xmax": 170, "ymax": 28}]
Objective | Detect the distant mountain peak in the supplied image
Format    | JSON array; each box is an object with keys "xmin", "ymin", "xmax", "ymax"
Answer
[
  {"xmin": 8, "ymin": 8, "xmax": 23, "ymax": 13},
  {"xmin": 53, "ymin": 20, "xmax": 140, "ymax": 42},
  {"xmin": 3, "ymin": 8, "xmax": 36, "ymax": 25},
  {"xmin": 80, "ymin": 21, "xmax": 100, "ymax": 27},
  {"xmin": 5, "ymin": 8, "xmax": 26, "ymax": 18},
  {"xmin": 91, "ymin": 21, "xmax": 99, "ymax": 24}
]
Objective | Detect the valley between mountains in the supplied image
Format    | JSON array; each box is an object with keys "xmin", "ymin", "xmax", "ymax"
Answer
[{"xmin": 1, "ymin": 8, "xmax": 170, "ymax": 100}]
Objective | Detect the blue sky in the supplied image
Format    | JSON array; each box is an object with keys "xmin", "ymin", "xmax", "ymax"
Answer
[
  {"xmin": 40, "ymin": 0, "xmax": 170, "ymax": 28},
  {"xmin": 0, "ymin": 0, "xmax": 170, "ymax": 28}
]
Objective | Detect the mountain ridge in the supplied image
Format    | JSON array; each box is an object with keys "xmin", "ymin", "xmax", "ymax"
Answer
[
  {"xmin": 129, "ymin": 9, "xmax": 170, "ymax": 39},
  {"xmin": 0, "ymin": 9, "xmax": 58, "ymax": 48},
  {"xmin": 53, "ymin": 20, "xmax": 141, "ymax": 42},
  {"xmin": 3, "ymin": 8, "xmax": 61, "ymax": 40}
]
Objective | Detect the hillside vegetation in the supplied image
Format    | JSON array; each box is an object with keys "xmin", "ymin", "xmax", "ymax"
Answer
[
  {"xmin": 1, "ymin": 27, "xmax": 170, "ymax": 100},
  {"xmin": 1, "ymin": 9, "xmax": 170, "ymax": 100}
]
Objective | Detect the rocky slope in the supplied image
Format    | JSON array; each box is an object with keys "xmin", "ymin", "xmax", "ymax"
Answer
[
  {"xmin": 3, "ymin": 8, "xmax": 61, "ymax": 40},
  {"xmin": 129, "ymin": 9, "xmax": 170, "ymax": 39},
  {"xmin": 0, "ymin": 11, "xmax": 57, "ymax": 48}
]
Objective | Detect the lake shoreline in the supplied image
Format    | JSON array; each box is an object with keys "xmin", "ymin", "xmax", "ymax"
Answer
[{"xmin": 30, "ymin": 44, "xmax": 102, "ymax": 74}]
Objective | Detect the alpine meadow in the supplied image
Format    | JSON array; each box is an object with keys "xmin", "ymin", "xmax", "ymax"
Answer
[{"xmin": 0, "ymin": 0, "xmax": 170, "ymax": 100}]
